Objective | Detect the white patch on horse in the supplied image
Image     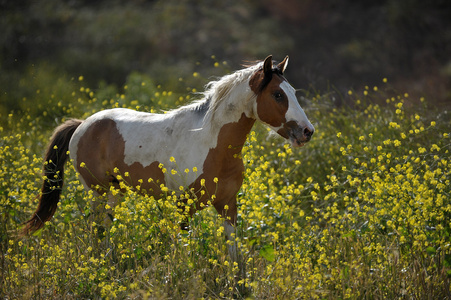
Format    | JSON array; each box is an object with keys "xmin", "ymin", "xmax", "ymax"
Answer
[
  {"xmin": 106, "ymin": 108, "xmax": 208, "ymax": 190},
  {"xmin": 280, "ymin": 81, "xmax": 314, "ymax": 131}
]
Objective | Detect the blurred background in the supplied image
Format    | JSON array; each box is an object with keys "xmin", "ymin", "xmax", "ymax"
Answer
[{"xmin": 1, "ymin": 0, "xmax": 450, "ymax": 117}]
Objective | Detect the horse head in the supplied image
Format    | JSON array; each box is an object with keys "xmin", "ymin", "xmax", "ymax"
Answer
[{"xmin": 250, "ymin": 55, "xmax": 314, "ymax": 147}]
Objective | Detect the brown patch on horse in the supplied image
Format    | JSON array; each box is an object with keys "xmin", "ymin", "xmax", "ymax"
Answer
[
  {"xmin": 187, "ymin": 113, "xmax": 255, "ymax": 224},
  {"xmin": 76, "ymin": 119, "xmax": 165, "ymax": 196},
  {"xmin": 22, "ymin": 119, "xmax": 83, "ymax": 235}
]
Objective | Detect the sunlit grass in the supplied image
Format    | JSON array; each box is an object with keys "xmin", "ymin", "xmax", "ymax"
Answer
[{"xmin": 1, "ymin": 69, "xmax": 450, "ymax": 299}]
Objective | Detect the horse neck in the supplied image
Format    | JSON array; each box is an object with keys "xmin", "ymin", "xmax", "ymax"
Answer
[{"xmin": 202, "ymin": 83, "xmax": 257, "ymax": 153}]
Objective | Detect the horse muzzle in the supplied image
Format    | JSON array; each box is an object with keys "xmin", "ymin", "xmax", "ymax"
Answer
[{"xmin": 277, "ymin": 121, "xmax": 314, "ymax": 148}]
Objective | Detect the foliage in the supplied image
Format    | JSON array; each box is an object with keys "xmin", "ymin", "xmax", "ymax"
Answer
[{"xmin": 0, "ymin": 66, "xmax": 450, "ymax": 299}]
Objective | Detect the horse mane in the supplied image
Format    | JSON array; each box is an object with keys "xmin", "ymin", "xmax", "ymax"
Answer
[
  {"xmin": 166, "ymin": 61, "xmax": 263, "ymax": 130},
  {"xmin": 200, "ymin": 62, "xmax": 262, "ymax": 126}
]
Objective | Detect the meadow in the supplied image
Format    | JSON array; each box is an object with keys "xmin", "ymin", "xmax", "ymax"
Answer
[{"xmin": 1, "ymin": 63, "xmax": 450, "ymax": 299}]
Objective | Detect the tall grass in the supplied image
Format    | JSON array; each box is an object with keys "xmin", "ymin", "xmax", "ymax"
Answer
[{"xmin": 1, "ymin": 69, "xmax": 450, "ymax": 299}]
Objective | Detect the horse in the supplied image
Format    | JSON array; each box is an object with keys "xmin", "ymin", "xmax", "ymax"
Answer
[{"xmin": 22, "ymin": 56, "xmax": 314, "ymax": 253}]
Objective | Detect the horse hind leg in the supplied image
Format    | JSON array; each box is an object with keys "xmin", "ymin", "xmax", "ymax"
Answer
[
  {"xmin": 80, "ymin": 171, "xmax": 119, "ymax": 225},
  {"xmin": 87, "ymin": 179, "xmax": 120, "ymax": 246},
  {"xmin": 89, "ymin": 193, "xmax": 117, "ymax": 227}
]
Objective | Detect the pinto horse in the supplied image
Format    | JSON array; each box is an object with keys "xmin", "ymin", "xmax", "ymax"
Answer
[{"xmin": 23, "ymin": 56, "xmax": 314, "ymax": 244}]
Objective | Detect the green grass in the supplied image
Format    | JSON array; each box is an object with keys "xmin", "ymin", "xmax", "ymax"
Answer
[{"xmin": 1, "ymin": 70, "xmax": 450, "ymax": 299}]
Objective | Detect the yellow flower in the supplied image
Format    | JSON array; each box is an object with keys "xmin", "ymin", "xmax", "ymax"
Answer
[{"xmin": 80, "ymin": 162, "xmax": 86, "ymax": 168}]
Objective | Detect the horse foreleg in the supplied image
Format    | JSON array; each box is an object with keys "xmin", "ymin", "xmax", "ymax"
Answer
[
  {"xmin": 223, "ymin": 220, "xmax": 250, "ymax": 296},
  {"xmin": 223, "ymin": 220, "xmax": 239, "ymax": 262},
  {"xmin": 216, "ymin": 199, "xmax": 242, "ymax": 267}
]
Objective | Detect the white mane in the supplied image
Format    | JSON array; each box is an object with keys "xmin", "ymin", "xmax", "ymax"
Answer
[
  {"xmin": 172, "ymin": 62, "xmax": 263, "ymax": 129},
  {"xmin": 204, "ymin": 63, "xmax": 261, "ymax": 118}
]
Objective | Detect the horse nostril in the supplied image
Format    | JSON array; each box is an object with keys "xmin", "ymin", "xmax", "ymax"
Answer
[{"xmin": 304, "ymin": 127, "xmax": 313, "ymax": 139}]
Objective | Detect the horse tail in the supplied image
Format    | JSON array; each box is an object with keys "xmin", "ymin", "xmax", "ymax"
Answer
[{"xmin": 22, "ymin": 119, "xmax": 83, "ymax": 235}]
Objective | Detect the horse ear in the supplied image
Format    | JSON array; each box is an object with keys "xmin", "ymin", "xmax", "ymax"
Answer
[
  {"xmin": 277, "ymin": 56, "xmax": 289, "ymax": 74},
  {"xmin": 263, "ymin": 55, "xmax": 273, "ymax": 75}
]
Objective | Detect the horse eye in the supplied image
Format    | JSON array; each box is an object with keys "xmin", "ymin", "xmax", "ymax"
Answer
[{"xmin": 273, "ymin": 91, "xmax": 283, "ymax": 101}]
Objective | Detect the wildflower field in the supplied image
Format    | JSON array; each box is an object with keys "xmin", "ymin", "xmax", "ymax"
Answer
[{"xmin": 1, "ymin": 65, "xmax": 450, "ymax": 299}]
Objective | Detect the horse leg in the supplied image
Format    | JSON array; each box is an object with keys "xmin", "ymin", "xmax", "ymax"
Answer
[
  {"xmin": 216, "ymin": 198, "xmax": 241, "ymax": 261},
  {"xmin": 223, "ymin": 217, "xmax": 240, "ymax": 261},
  {"xmin": 89, "ymin": 191, "xmax": 118, "ymax": 248},
  {"xmin": 223, "ymin": 220, "xmax": 250, "ymax": 296},
  {"xmin": 218, "ymin": 200, "xmax": 250, "ymax": 296}
]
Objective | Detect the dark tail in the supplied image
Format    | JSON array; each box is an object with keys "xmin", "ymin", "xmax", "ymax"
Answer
[{"xmin": 22, "ymin": 119, "xmax": 83, "ymax": 235}]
